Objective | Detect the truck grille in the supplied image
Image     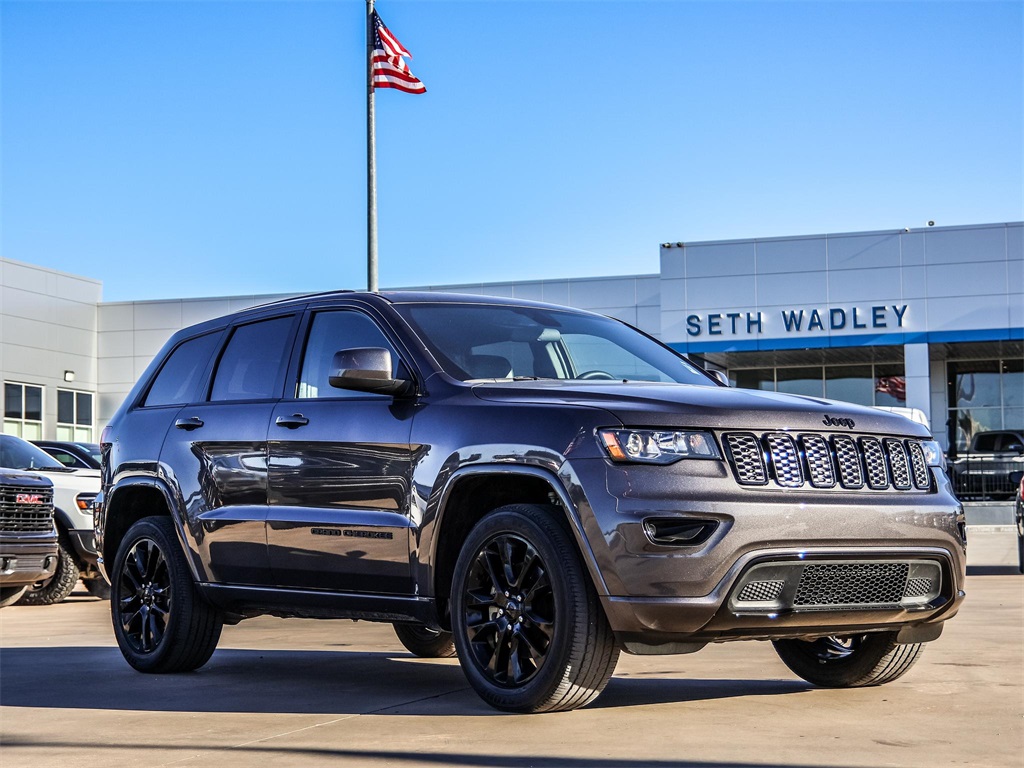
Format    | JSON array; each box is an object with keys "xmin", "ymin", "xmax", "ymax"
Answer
[
  {"xmin": 723, "ymin": 432, "xmax": 932, "ymax": 492},
  {"xmin": 0, "ymin": 486, "xmax": 55, "ymax": 532}
]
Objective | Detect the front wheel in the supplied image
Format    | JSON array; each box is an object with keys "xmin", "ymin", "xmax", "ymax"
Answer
[
  {"xmin": 450, "ymin": 503, "xmax": 619, "ymax": 713},
  {"xmin": 111, "ymin": 516, "xmax": 223, "ymax": 673},
  {"xmin": 393, "ymin": 623, "xmax": 457, "ymax": 658},
  {"xmin": 17, "ymin": 536, "xmax": 79, "ymax": 606},
  {"xmin": 773, "ymin": 632, "xmax": 925, "ymax": 688},
  {"xmin": 0, "ymin": 586, "xmax": 28, "ymax": 608}
]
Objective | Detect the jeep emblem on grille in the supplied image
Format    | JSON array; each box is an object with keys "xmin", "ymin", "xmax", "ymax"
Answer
[
  {"xmin": 822, "ymin": 415, "xmax": 856, "ymax": 429},
  {"xmin": 15, "ymin": 493, "xmax": 43, "ymax": 504}
]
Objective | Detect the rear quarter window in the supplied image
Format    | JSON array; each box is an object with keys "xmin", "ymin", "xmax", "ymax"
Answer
[{"xmin": 144, "ymin": 332, "xmax": 221, "ymax": 407}]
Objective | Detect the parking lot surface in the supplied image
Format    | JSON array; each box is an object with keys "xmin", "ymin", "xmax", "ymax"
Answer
[{"xmin": 1, "ymin": 527, "xmax": 1021, "ymax": 768}]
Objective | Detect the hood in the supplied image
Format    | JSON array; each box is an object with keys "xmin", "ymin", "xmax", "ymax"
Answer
[
  {"xmin": 471, "ymin": 381, "xmax": 931, "ymax": 437},
  {"xmin": 0, "ymin": 469, "xmax": 53, "ymax": 489},
  {"xmin": 34, "ymin": 467, "xmax": 100, "ymax": 494}
]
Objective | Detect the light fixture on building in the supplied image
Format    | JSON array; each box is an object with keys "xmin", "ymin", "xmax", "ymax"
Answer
[{"xmin": 63, "ymin": 370, "xmax": 75, "ymax": 382}]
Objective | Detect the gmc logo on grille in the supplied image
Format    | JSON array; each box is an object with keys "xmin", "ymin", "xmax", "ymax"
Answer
[{"xmin": 15, "ymin": 494, "xmax": 44, "ymax": 504}]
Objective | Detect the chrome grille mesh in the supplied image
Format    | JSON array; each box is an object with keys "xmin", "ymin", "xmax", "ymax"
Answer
[
  {"xmin": 860, "ymin": 437, "xmax": 890, "ymax": 489},
  {"xmin": 794, "ymin": 562, "xmax": 908, "ymax": 606},
  {"xmin": 904, "ymin": 577, "xmax": 935, "ymax": 598},
  {"xmin": 0, "ymin": 486, "xmax": 54, "ymax": 533},
  {"xmin": 766, "ymin": 434, "xmax": 803, "ymax": 487},
  {"xmin": 833, "ymin": 435, "xmax": 865, "ymax": 489},
  {"xmin": 884, "ymin": 439, "xmax": 913, "ymax": 490},
  {"xmin": 800, "ymin": 434, "xmax": 836, "ymax": 488},
  {"xmin": 724, "ymin": 433, "xmax": 767, "ymax": 485},
  {"xmin": 906, "ymin": 442, "xmax": 931, "ymax": 490},
  {"xmin": 723, "ymin": 432, "xmax": 932, "ymax": 493}
]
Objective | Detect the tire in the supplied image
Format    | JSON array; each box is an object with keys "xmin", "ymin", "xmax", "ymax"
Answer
[
  {"xmin": 450, "ymin": 503, "xmax": 619, "ymax": 713},
  {"xmin": 110, "ymin": 516, "xmax": 223, "ymax": 673},
  {"xmin": 0, "ymin": 586, "xmax": 28, "ymax": 608},
  {"xmin": 17, "ymin": 535, "xmax": 79, "ymax": 606},
  {"xmin": 84, "ymin": 577, "xmax": 112, "ymax": 600},
  {"xmin": 773, "ymin": 632, "xmax": 926, "ymax": 687},
  {"xmin": 393, "ymin": 623, "xmax": 457, "ymax": 658}
]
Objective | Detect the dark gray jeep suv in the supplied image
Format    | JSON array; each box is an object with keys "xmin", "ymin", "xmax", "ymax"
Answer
[{"xmin": 96, "ymin": 292, "xmax": 966, "ymax": 712}]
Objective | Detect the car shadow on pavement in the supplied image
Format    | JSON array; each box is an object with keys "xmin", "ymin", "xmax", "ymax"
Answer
[{"xmin": 0, "ymin": 646, "xmax": 808, "ymax": 716}]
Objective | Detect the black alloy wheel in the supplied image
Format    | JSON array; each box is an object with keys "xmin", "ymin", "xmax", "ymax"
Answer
[
  {"xmin": 461, "ymin": 532, "xmax": 554, "ymax": 687},
  {"xmin": 111, "ymin": 516, "xmax": 223, "ymax": 673},
  {"xmin": 451, "ymin": 504, "xmax": 619, "ymax": 713},
  {"xmin": 118, "ymin": 537, "xmax": 172, "ymax": 654},
  {"xmin": 392, "ymin": 622, "xmax": 457, "ymax": 658}
]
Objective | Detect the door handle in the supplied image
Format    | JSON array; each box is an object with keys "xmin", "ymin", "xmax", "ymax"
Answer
[
  {"xmin": 174, "ymin": 417, "xmax": 204, "ymax": 431},
  {"xmin": 275, "ymin": 414, "xmax": 309, "ymax": 429}
]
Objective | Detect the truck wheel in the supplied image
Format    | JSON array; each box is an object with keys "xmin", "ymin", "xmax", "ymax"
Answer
[
  {"xmin": 17, "ymin": 536, "xmax": 80, "ymax": 606},
  {"xmin": 393, "ymin": 623, "xmax": 457, "ymax": 658},
  {"xmin": 450, "ymin": 503, "xmax": 619, "ymax": 713},
  {"xmin": 0, "ymin": 586, "xmax": 28, "ymax": 608},
  {"xmin": 773, "ymin": 632, "xmax": 925, "ymax": 687},
  {"xmin": 111, "ymin": 516, "xmax": 223, "ymax": 673},
  {"xmin": 83, "ymin": 577, "xmax": 111, "ymax": 600}
]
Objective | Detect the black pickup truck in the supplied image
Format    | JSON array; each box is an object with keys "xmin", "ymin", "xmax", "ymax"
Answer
[{"xmin": 951, "ymin": 430, "xmax": 1024, "ymax": 500}]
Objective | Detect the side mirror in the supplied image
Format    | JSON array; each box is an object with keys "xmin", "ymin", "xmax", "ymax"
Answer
[
  {"xmin": 329, "ymin": 348, "xmax": 412, "ymax": 396},
  {"xmin": 707, "ymin": 369, "xmax": 730, "ymax": 387}
]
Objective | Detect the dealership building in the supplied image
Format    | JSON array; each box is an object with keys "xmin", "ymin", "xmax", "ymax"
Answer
[{"xmin": 1, "ymin": 221, "xmax": 1021, "ymax": 457}]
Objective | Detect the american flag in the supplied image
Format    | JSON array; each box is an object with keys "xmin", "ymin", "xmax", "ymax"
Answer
[{"xmin": 371, "ymin": 11, "xmax": 426, "ymax": 94}]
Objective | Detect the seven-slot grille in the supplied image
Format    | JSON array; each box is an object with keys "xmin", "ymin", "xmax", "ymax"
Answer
[
  {"xmin": 0, "ymin": 485, "xmax": 55, "ymax": 532},
  {"xmin": 723, "ymin": 432, "xmax": 932, "ymax": 492}
]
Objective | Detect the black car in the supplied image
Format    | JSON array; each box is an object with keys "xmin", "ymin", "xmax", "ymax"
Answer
[
  {"xmin": 96, "ymin": 292, "xmax": 965, "ymax": 712},
  {"xmin": 32, "ymin": 441, "xmax": 102, "ymax": 470}
]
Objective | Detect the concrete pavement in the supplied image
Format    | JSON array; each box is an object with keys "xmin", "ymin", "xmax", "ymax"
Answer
[{"xmin": 1, "ymin": 528, "xmax": 1021, "ymax": 768}]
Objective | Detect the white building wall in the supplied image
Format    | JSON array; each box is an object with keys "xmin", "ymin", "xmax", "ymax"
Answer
[{"xmin": 0, "ymin": 257, "xmax": 102, "ymax": 439}]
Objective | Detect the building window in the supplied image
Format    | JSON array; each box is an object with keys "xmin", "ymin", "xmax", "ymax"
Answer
[
  {"xmin": 947, "ymin": 358, "xmax": 1024, "ymax": 453},
  {"xmin": 57, "ymin": 389, "xmax": 94, "ymax": 442},
  {"xmin": 731, "ymin": 364, "xmax": 906, "ymax": 409},
  {"xmin": 3, "ymin": 382, "xmax": 44, "ymax": 440}
]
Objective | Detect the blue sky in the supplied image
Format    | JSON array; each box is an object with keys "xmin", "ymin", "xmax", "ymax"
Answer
[{"xmin": 1, "ymin": 0, "xmax": 1021, "ymax": 301}]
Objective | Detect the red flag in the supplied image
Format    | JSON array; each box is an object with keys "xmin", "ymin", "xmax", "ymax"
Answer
[{"xmin": 371, "ymin": 11, "xmax": 426, "ymax": 94}]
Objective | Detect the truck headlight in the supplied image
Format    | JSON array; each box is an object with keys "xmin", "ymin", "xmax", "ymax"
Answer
[{"xmin": 598, "ymin": 429, "xmax": 720, "ymax": 464}]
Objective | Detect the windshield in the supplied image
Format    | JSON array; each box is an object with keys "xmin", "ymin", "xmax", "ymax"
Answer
[
  {"xmin": 395, "ymin": 303, "xmax": 713, "ymax": 386},
  {"xmin": 0, "ymin": 435, "xmax": 66, "ymax": 470}
]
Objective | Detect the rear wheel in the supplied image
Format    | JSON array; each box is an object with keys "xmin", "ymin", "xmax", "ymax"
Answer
[
  {"xmin": 773, "ymin": 632, "xmax": 925, "ymax": 687},
  {"xmin": 451, "ymin": 503, "xmax": 619, "ymax": 713},
  {"xmin": 393, "ymin": 623, "xmax": 457, "ymax": 658},
  {"xmin": 111, "ymin": 516, "xmax": 223, "ymax": 673},
  {"xmin": 17, "ymin": 535, "xmax": 79, "ymax": 606},
  {"xmin": 0, "ymin": 586, "xmax": 28, "ymax": 608}
]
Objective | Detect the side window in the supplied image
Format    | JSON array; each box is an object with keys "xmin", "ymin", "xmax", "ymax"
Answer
[
  {"xmin": 298, "ymin": 311, "xmax": 401, "ymax": 399},
  {"xmin": 144, "ymin": 333, "xmax": 220, "ymax": 407},
  {"xmin": 210, "ymin": 316, "xmax": 294, "ymax": 402}
]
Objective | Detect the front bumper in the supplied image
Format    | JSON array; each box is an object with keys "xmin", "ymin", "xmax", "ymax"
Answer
[
  {"xmin": 1, "ymin": 539, "xmax": 59, "ymax": 588},
  {"xmin": 601, "ymin": 545, "xmax": 964, "ymax": 647},
  {"xmin": 563, "ymin": 457, "xmax": 967, "ymax": 646}
]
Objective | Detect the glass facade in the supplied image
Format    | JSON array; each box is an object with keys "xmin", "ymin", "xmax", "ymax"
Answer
[
  {"xmin": 947, "ymin": 358, "xmax": 1024, "ymax": 452},
  {"xmin": 732, "ymin": 364, "xmax": 907, "ymax": 408}
]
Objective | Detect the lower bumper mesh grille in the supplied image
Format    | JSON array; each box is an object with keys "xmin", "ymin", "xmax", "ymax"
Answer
[{"xmin": 794, "ymin": 562, "xmax": 909, "ymax": 606}]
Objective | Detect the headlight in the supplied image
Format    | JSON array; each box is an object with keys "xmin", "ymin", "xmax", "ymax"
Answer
[
  {"xmin": 598, "ymin": 429, "xmax": 720, "ymax": 464},
  {"xmin": 921, "ymin": 440, "xmax": 946, "ymax": 469},
  {"xmin": 76, "ymin": 493, "xmax": 97, "ymax": 511}
]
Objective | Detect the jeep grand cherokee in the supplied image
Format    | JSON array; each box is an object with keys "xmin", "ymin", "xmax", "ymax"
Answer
[{"xmin": 95, "ymin": 292, "xmax": 965, "ymax": 712}]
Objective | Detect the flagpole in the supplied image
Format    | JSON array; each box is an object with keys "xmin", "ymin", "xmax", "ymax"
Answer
[{"xmin": 366, "ymin": 0, "xmax": 378, "ymax": 292}]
